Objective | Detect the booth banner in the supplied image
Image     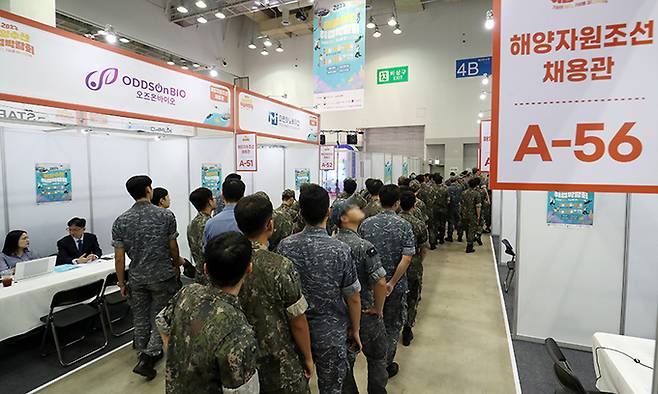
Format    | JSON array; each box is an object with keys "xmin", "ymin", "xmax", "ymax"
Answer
[
  {"xmin": 312, "ymin": 0, "xmax": 366, "ymax": 111},
  {"xmin": 384, "ymin": 160, "xmax": 393, "ymax": 184},
  {"xmin": 35, "ymin": 163, "xmax": 71, "ymax": 203},
  {"xmin": 237, "ymin": 91, "xmax": 319, "ymax": 143},
  {"xmin": 479, "ymin": 120, "xmax": 491, "ymax": 172},
  {"xmin": 492, "ymin": 1, "xmax": 658, "ymax": 193},
  {"xmin": 0, "ymin": 11, "xmax": 233, "ymax": 132},
  {"xmin": 236, "ymin": 133, "xmax": 257, "ymax": 172},
  {"xmin": 201, "ymin": 163, "xmax": 222, "ymax": 198},
  {"xmin": 547, "ymin": 191, "xmax": 594, "ymax": 226},
  {"xmin": 402, "ymin": 161, "xmax": 409, "ymax": 177},
  {"xmin": 320, "ymin": 145, "xmax": 336, "ymax": 170},
  {"xmin": 295, "ymin": 169, "xmax": 311, "ymax": 189}
]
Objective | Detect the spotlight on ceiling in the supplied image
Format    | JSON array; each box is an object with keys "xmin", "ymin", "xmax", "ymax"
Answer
[
  {"xmin": 366, "ymin": 16, "xmax": 376, "ymax": 29},
  {"xmin": 480, "ymin": 91, "xmax": 487, "ymax": 100},
  {"xmin": 373, "ymin": 28, "xmax": 382, "ymax": 38},
  {"xmin": 209, "ymin": 67, "xmax": 219, "ymax": 77},
  {"xmin": 119, "ymin": 37, "xmax": 130, "ymax": 43},
  {"xmin": 195, "ymin": 0, "xmax": 207, "ymax": 9},
  {"xmin": 215, "ymin": 11, "xmax": 226, "ymax": 19},
  {"xmin": 482, "ymin": 74, "xmax": 490, "ymax": 85},
  {"xmin": 105, "ymin": 32, "xmax": 117, "ymax": 44},
  {"xmin": 176, "ymin": 4, "xmax": 189, "ymax": 13},
  {"xmin": 166, "ymin": 60, "xmax": 175, "ymax": 65},
  {"xmin": 393, "ymin": 24, "xmax": 402, "ymax": 35},
  {"xmin": 478, "ymin": 112, "xmax": 484, "ymax": 118},
  {"xmin": 260, "ymin": 48, "xmax": 269, "ymax": 56},
  {"xmin": 197, "ymin": 16, "xmax": 208, "ymax": 23},
  {"xmin": 181, "ymin": 65, "xmax": 189, "ymax": 70},
  {"xmin": 248, "ymin": 41, "xmax": 257, "ymax": 49},
  {"xmin": 485, "ymin": 10, "xmax": 495, "ymax": 30},
  {"xmin": 263, "ymin": 37, "xmax": 272, "ymax": 47},
  {"xmin": 387, "ymin": 15, "xmax": 396, "ymax": 27},
  {"xmin": 275, "ymin": 43, "xmax": 284, "ymax": 53},
  {"xmin": 192, "ymin": 63, "xmax": 200, "ymax": 67}
]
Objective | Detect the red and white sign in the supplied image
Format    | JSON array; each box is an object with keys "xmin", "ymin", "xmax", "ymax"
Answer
[
  {"xmin": 492, "ymin": 0, "xmax": 658, "ymax": 193},
  {"xmin": 0, "ymin": 10, "xmax": 233, "ymax": 132},
  {"xmin": 237, "ymin": 89, "xmax": 320, "ymax": 144},
  {"xmin": 236, "ymin": 133, "xmax": 257, "ymax": 172},
  {"xmin": 479, "ymin": 120, "xmax": 491, "ymax": 172},
  {"xmin": 320, "ymin": 145, "xmax": 336, "ymax": 170}
]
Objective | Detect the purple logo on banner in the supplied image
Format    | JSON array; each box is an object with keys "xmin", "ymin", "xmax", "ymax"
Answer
[{"xmin": 85, "ymin": 67, "xmax": 119, "ymax": 91}]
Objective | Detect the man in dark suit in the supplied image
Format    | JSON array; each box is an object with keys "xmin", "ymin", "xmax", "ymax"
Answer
[{"xmin": 56, "ymin": 217, "xmax": 103, "ymax": 265}]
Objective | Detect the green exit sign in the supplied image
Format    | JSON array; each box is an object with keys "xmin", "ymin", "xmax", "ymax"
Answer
[{"xmin": 377, "ymin": 66, "xmax": 409, "ymax": 84}]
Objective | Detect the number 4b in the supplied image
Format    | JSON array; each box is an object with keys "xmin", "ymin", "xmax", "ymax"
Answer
[{"xmin": 513, "ymin": 122, "xmax": 642, "ymax": 163}]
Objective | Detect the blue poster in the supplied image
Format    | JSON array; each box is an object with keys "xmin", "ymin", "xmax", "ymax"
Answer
[
  {"xmin": 384, "ymin": 161, "xmax": 393, "ymax": 184},
  {"xmin": 35, "ymin": 163, "xmax": 71, "ymax": 203},
  {"xmin": 455, "ymin": 56, "xmax": 492, "ymax": 79},
  {"xmin": 295, "ymin": 169, "xmax": 311, "ymax": 190},
  {"xmin": 313, "ymin": 0, "xmax": 366, "ymax": 111},
  {"xmin": 201, "ymin": 163, "xmax": 222, "ymax": 198},
  {"xmin": 547, "ymin": 192, "xmax": 594, "ymax": 226},
  {"xmin": 402, "ymin": 161, "xmax": 409, "ymax": 177}
]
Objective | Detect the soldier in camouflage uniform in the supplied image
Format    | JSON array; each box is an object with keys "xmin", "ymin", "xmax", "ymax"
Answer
[
  {"xmin": 156, "ymin": 232, "xmax": 260, "ymax": 393},
  {"xmin": 235, "ymin": 195, "xmax": 313, "ymax": 394},
  {"xmin": 446, "ymin": 179, "xmax": 463, "ymax": 243},
  {"xmin": 398, "ymin": 191, "xmax": 429, "ymax": 347},
  {"xmin": 278, "ymin": 184, "xmax": 362, "ymax": 394},
  {"xmin": 460, "ymin": 178, "xmax": 483, "ymax": 253},
  {"xmin": 475, "ymin": 183, "xmax": 488, "ymax": 246},
  {"xmin": 359, "ymin": 178, "xmax": 374, "ymax": 202},
  {"xmin": 112, "ymin": 175, "xmax": 183, "ymax": 380},
  {"xmin": 417, "ymin": 176, "xmax": 438, "ymax": 249},
  {"xmin": 359, "ymin": 185, "xmax": 415, "ymax": 378},
  {"xmin": 337, "ymin": 178, "xmax": 368, "ymax": 209},
  {"xmin": 362, "ymin": 179, "xmax": 384, "ymax": 219},
  {"xmin": 431, "ymin": 173, "xmax": 450, "ymax": 245},
  {"xmin": 333, "ymin": 200, "xmax": 389, "ymax": 394},
  {"xmin": 409, "ymin": 180, "xmax": 430, "ymax": 224},
  {"xmin": 253, "ymin": 192, "xmax": 295, "ymax": 251},
  {"xmin": 187, "ymin": 187, "xmax": 217, "ymax": 285}
]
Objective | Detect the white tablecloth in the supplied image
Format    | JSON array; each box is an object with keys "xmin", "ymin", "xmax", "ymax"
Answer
[
  {"xmin": 0, "ymin": 257, "xmax": 127, "ymax": 341},
  {"xmin": 593, "ymin": 332, "xmax": 655, "ymax": 394}
]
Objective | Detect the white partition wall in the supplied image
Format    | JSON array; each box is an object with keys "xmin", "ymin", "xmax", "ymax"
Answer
[
  {"xmin": 149, "ymin": 138, "xmax": 191, "ymax": 259},
  {"xmin": 371, "ymin": 153, "xmax": 385, "ymax": 181},
  {"xmin": 3, "ymin": 128, "xmax": 92, "ymax": 258},
  {"xmin": 491, "ymin": 189, "xmax": 502, "ymax": 237},
  {"xmin": 253, "ymin": 146, "xmax": 285, "ymax": 207},
  {"xmin": 392, "ymin": 155, "xmax": 403, "ymax": 182},
  {"xmin": 0, "ymin": 128, "xmax": 6, "ymax": 241},
  {"xmin": 624, "ymin": 194, "xmax": 658, "ymax": 339},
  {"xmin": 516, "ymin": 191, "xmax": 626, "ymax": 347},
  {"xmin": 285, "ymin": 145, "xmax": 319, "ymax": 195},
  {"xmin": 89, "ymin": 134, "xmax": 149, "ymax": 253}
]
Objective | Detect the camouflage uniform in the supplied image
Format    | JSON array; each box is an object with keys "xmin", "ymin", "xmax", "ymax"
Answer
[
  {"xmin": 477, "ymin": 186, "xmax": 489, "ymax": 237},
  {"xmin": 187, "ymin": 211, "xmax": 211, "ymax": 285},
  {"xmin": 447, "ymin": 183, "xmax": 463, "ymax": 241},
  {"xmin": 362, "ymin": 199, "xmax": 383, "ymax": 219},
  {"xmin": 359, "ymin": 211, "xmax": 415, "ymax": 368},
  {"xmin": 342, "ymin": 192, "xmax": 368, "ymax": 209},
  {"xmin": 432, "ymin": 183, "xmax": 450, "ymax": 244},
  {"xmin": 417, "ymin": 183, "xmax": 437, "ymax": 247},
  {"xmin": 335, "ymin": 229, "xmax": 388, "ymax": 394},
  {"xmin": 278, "ymin": 227, "xmax": 361, "ymax": 394},
  {"xmin": 399, "ymin": 212, "xmax": 429, "ymax": 329},
  {"xmin": 156, "ymin": 283, "xmax": 260, "ymax": 393},
  {"xmin": 460, "ymin": 188, "xmax": 482, "ymax": 245},
  {"xmin": 112, "ymin": 201, "xmax": 181, "ymax": 358},
  {"xmin": 270, "ymin": 208, "xmax": 294, "ymax": 252},
  {"xmin": 413, "ymin": 198, "xmax": 430, "ymax": 223},
  {"xmin": 290, "ymin": 201, "xmax": 305, "ymax": 233},
  {"xmin": 239, "ymin": 241, "xmax": 310, "ymax": 394}
]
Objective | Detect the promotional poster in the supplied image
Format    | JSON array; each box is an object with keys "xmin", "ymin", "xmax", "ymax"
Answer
[
  {"xmin": 35, "ymin": 163, "xmax": 71, "ymax": 203},
  {"xmin": 547, "ymin": 191, "xmax": 595, "ymax": 226}
]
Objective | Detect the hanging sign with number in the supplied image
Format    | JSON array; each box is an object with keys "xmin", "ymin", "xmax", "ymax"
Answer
[
  {"xmin": 320, "ymin": 145, "xmax": 335, "ymax": 170},
  {"xmin": 491, "ymin": 0, "xmax": 658, "ymax": 193},
  {"xmin": 236, "ymin": 133, "xmax": 257, "ymax": 172},
  {"xmin": 456, "ymin": 56, "xmax": 492, "ymax": 78}
]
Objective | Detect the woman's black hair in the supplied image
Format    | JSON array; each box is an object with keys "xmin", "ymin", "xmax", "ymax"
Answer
[{"xmin": 2, "ymin": 230, "xmax": 27, "ymax": 255}]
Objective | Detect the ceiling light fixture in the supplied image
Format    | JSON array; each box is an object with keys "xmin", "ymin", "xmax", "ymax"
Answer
[
  {"xmin": 215, "ymin": 11, "xmax": 226, "ymax": 19},
  {"xmin": 263, "ymin": 37, "xmax": 272, "ymax": 47},
  {"xmin": 276, "ymin": 43, "xmax": 284, "ymax": 52},
  {"xmin": 366, "ymin": 16, "xmax": 376, "ymax": 29},
  {"xmin": 478, "ymin": 112, "xmax": 484, "ymax": 118},
  {"xmin": 176, "ymin": 4, "xmax": 189, "ymax": 13},
  {"xmin": 373, "ymin": 28, "xmax": 382, "ymax": 38},
  {"xmin": 105, "ymin": 32, "xmax": 117, "ymax": 44},
  {"xmin": 248, "ymin": 41, "xmax": 257, "ymax": 49},
  {"xmin": 387, "ymin": 15, "xmax": 397, "ymax": 27},
  {"xmin": 485, "ymin": 10, "xmax": 495, "ymax": 30},
  {"xmin": 181, "ymin": 65, "xmax": 189, "ymax": 70},
  {"xmin": 97, "ymin": 29, "xmax": 107, "ymax": 36},
  {"xmin": 480, "ymin": 91, "xmax": 487, "ymax": 100},
  {"xmin": 260, "ymin": 48, "xmax": 269, "ymax": 56},
  {"xmin": 119, "ymin": 37, "xmax": 130, "ymax": 43},
  {"xmin": 195, "ymin": 0, "xmax": 207, "ymax": 9},
  {"xmin": 192, "ymin": 63, "xmax": 200, "ymax": 67},
  {"xmin": 209, "ymin": 67, "xmax": 219, "ymax": 77},
  {"xmin": 482, "ymin": 74, "xmax": 490, "ymax": 85},
  {"xmin": 393, "ymin": 24, "xmax": 402, "ymax": 35},
  {"xmin": 167, "ymin": 60, "xmax": 175, "ymax": 65},
  {"xmin": 197, "ymin": 16, "xmax": 208, "ymax": 23}
]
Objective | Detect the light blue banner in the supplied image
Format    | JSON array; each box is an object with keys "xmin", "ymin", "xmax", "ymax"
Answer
[
  {"xmin": 547, "ymin": 191, "xmax": 594, "ymax": 226},
  {"xmin": 35, "ymin": 163, "xmax": 71, "ymax": 204}
]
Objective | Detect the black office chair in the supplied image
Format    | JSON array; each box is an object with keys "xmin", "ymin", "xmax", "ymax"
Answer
[
  {"xmin": 544, "ymin": 338, "xmax": 612, "ymax": 394},
  {"xmin": 100, "ymin": 271, "xmax": 133, "ymax": 337},
  {"xmin": 39, "ymin": 279, "xmax": 109, "ymax": 366},
  {"xmin": 501, "ymin": 239, "xmax": 516, "ymax": 293}
]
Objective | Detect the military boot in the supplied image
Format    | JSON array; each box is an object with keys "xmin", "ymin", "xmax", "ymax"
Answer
[
  {"xmin": 476, "ymin": 235, "xmax": 483, "ymax": 246},
  {"xmin": 465, "ymin": 243, "xmax": 475, "ymax": 253},
  {"xmin": 402, "ymin": 326, "xmax": 414, "ymax": 346}
]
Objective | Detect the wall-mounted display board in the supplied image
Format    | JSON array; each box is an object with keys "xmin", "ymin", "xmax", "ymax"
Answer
[{"xmin": 479, "ymin": 120, "xmax": 491, "ymax": 172}]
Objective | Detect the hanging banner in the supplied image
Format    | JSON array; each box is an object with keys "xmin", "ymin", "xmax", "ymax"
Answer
[
  {"xmin": 295, "ymin": 169, "xmax": 311, "ymax": 189},
  {"xmin": 547, "ymin": 191, "xmax": 594, "ymax": 226},
  {"xmin": 0, "ymin": 11, "xmax": 233, "ymax": 132},
  {"xmin": 237, "ymin": 90, "xmax": 320, "ymax": 144},
  {"xmin": 479, "ymin": 120, "xmax": 491, "ymax": 172},
  {"xmin": 201, "ymin": 163, "xmax": 222, "ymax": 198},
  {"xmin": 384, "ymin": 160, "xmax": 393, "ymax": 184},
  {"xmin": 36, "ymin": 163, "xmax": 71, "ymax": 203},
  {"xmin": 492, "ymin": 1, "xmax": 658, "ymax": 193},
  {"xmin": 312, "ymin": 0, "xmax": 366, "ymax": 111},
  {"xmin": 320, "ymin": 145, "xmax": 336, "ymax": 170},
  {"xmin": 236, "ymin": 133, "xmax": 257, "ymax": 172},
  {"xmin": 402, "ymin": 161, "xmax": 409, "ymax": 177}
]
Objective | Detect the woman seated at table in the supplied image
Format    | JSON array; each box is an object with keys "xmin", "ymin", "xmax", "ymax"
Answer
[{"xmin": 0, "ymin": 230, "xmax": 39, "ymax": 276}]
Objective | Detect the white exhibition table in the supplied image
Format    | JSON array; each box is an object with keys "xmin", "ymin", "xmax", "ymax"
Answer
[
  {"xmin": 0, "ymin": 257, "xmax": 128, "ymax": 342},
  {"xmin": 593, "ymin": 332, "xmax": 655, "ymax": 394}
]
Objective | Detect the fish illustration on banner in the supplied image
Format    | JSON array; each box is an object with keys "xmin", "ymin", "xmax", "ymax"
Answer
[
  {"xmin": 35, "ymin": 163, "xmax": 71, "ymax": 203},
  {"xmin": 547, "ymin": 191, "xmax": 594, "ymax": 226}
]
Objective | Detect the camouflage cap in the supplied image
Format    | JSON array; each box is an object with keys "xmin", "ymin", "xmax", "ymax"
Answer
[
  {"xmin": 409, "ymin": 179, "xmax": 421, "ymax": 192},
  {"xmin": 330, "ymin": 199, "xmax": 357, "ymax": 227},
  {"xmin": 282, "ymin": 189, "xmax": 296, "ymax": 199},
  {"xmin": 254, "ymin": 191, "xmax": 270, "ymax": 202}
]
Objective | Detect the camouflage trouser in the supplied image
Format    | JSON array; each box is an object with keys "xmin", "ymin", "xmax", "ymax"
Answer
[
  {"xmin": 129, "ymin": 277, "xmax": 180, "ymax": 357},
  {"xmin": 258, "ymin": 355, "xmax": 310, "ymax": 394},
  {"xmin": 447, "ymin": 208, "xmax": 461, "ymax": 239},
  {"xmin": 433, "ymin": 209, "xmax": 447, "ymax": 243},
  {"xmin": 314, "ymin": 345, "xmax": 348, "ymax": 394},
  {"xmin": 483, "ymin": 203, "xmax": 492, "ymax": 229},
  {"xmin": 461, "ymin": 219, "xmax": 478, "ymax": 244},
  {"xmin": 405, "ymin": 256, "xmax": 423, "ymax": 328},
  {"xmin": 343, "ymin": 314, "xmax": 388, "ymax": 394},
  {"xmin": 383, "ymin": 286, "xmax": 407, "ymax": 367}
]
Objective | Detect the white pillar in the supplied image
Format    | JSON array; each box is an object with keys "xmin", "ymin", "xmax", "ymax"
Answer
[{"xmin": 0, "ymin": 0, "xmax": 56, "ymax": 27}]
